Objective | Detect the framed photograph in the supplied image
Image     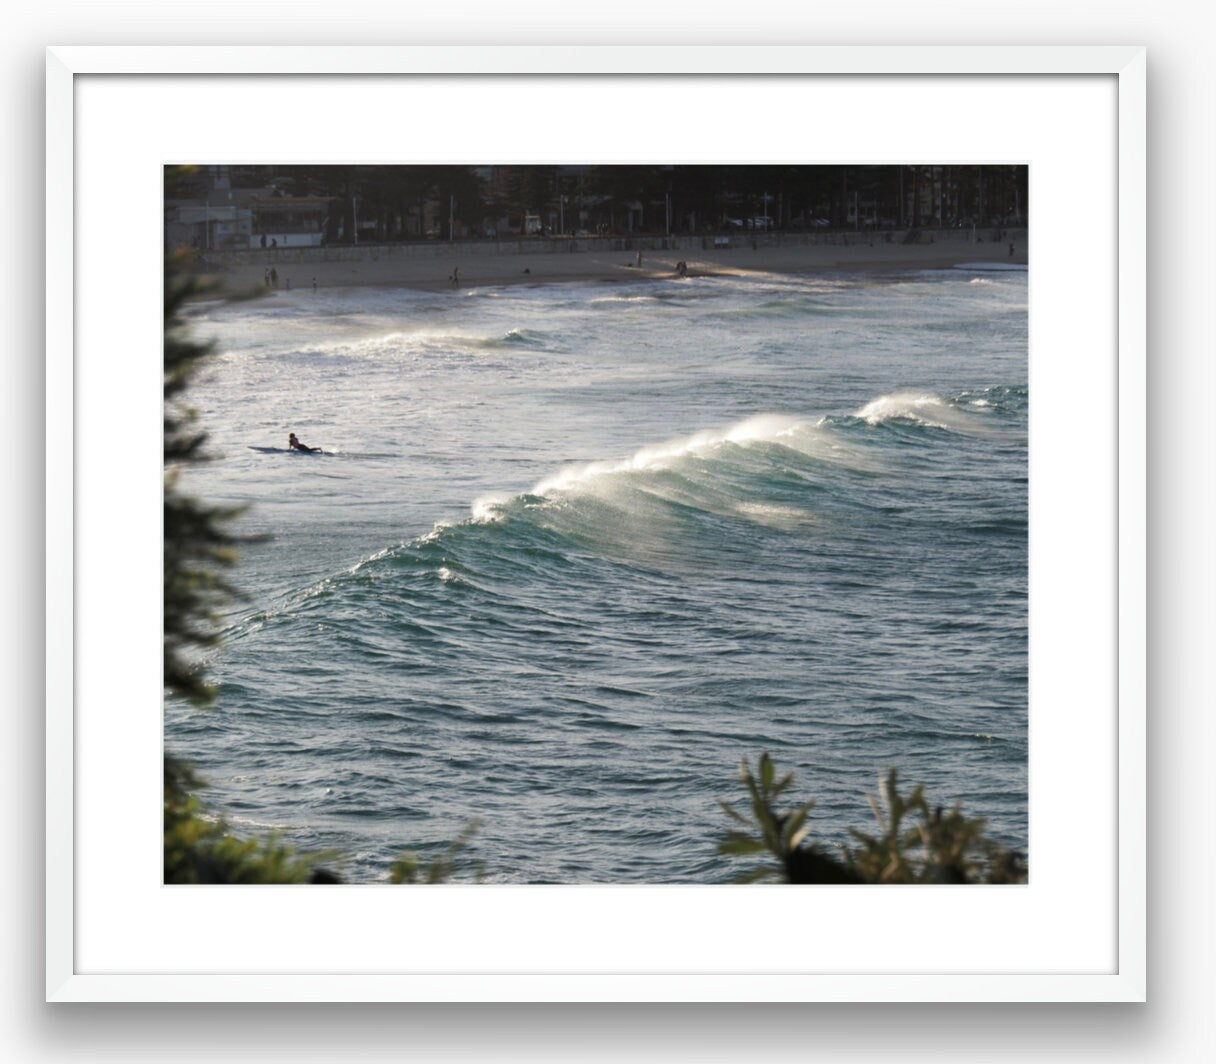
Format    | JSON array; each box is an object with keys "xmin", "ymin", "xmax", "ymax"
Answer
[{"xmin": 46, "ymin": 45, "xmax": 1145, "ymax": 1002}]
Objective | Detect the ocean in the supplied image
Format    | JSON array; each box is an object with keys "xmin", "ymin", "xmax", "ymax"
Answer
[{"xmin": 167, "ymin": 263, "xmax": 1028, "ymax": 883}]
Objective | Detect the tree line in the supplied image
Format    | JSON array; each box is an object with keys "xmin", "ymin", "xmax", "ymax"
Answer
[{"xmin": 170, "ymin": 164, "xmax": 1027, "ymax": 242}]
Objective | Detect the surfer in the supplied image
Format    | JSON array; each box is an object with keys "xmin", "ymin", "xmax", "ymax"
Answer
[{"xmin": 288, "ymin": 432, "xmax": 320, "ymax": 453}]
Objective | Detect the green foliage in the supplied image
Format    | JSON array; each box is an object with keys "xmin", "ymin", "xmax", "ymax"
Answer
[
  {"xmin": 719, "ymin": 756, "xmax": 1027, "ymax": 885},
  {"xmin": 846, "ymin": 768, "xmax": 1027, "ymax": 884},
  {"xmin": 164, "ymin": 750, "xmax": 481, "ymax": 885},
  {"xmin": 389, "ymin": 819, "xmax": 484, "ymax": 884},
  {"xmin": 164, "ymin": 771, "xmax": 340, "ymax": 885},
  {"xmin": 164, "ymin": 752, "xmax": 340, "ymax": 883},
  {"xmin": 718, "ymin": 754, "xmax": 861, "ymax": 883},
  {"xmin": 163, "ymin": 260, "xmax": 258, "ymax": 704}
]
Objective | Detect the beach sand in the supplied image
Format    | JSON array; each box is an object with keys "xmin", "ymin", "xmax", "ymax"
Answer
[{"xmin": 198, "ymin": 234, "xmax": 1027, "ymax": 296}]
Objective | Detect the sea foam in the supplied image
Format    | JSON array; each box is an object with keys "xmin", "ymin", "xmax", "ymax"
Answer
[
  {"xmin": 531, "ymin": 414, "xmax": 810, "ymax": 498},
  {"xmin": 855, "ymin": 391, "xmax": 977, "ymax": 431}
]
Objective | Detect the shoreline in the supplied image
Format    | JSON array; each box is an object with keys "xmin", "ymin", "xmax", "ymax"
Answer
[{"xmin": 190, "ymin": 235, "xmax": 1028, "ymax": 296}]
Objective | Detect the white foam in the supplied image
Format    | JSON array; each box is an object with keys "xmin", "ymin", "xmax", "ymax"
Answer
[
  {"xmin": 734, "ymin": 502, "xmax": 819, "ymax": 530},
  {"xmin": 855, "ymin": 391, "xmax": 973, "ymax": 431},
  {"xmin": 470, "ymin": 494, "xmax": 512, "ymax": 523},
  {"xmin": 531, "ymin": 414, "xmax": 808, "ymax": 497},
  {"xmin": 349, "ymin": 545, "xmax": 394, "ymax": 573},
  {"xmin": 588, "ymin": 294, "xmax": 660, "ymax": 305}
]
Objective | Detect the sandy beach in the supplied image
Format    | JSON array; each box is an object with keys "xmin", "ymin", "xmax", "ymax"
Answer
[{"xmin": 195, "ymin": 232, "xmax": 1027, "ymax": 295}]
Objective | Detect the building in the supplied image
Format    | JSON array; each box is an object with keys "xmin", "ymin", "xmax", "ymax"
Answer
[
  {"xmin": 249, "ymin": 194, "xmax": 334, "ymax": 248},
  {"xmin": 165, "ymin": 192, "xmax": 254, "ymax": 252},
  {"xmin": 165, "ymin": 181, "xmax": 334, "ymax": 252}
]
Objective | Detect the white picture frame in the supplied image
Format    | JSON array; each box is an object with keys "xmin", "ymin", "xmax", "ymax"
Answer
[{"xmin": 46, "ymin": 45, "xmax": 1145, "ymax": 1003}]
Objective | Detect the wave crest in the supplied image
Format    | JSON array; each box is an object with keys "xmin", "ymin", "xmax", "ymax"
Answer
[
  {"xmin": 854, "ymin": 391, "xmax": 976, "ymax": 431},
  {"xmin": 531, "ymin": 414, "xmax": 810, "ymax": 498}
]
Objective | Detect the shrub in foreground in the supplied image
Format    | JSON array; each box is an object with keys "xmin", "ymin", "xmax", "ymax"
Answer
[{"xmin": 718, "ymin": 754, "xmax": 1027, "ymax": 884}]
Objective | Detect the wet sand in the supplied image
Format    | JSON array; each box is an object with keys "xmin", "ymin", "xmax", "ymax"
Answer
[{"xmin": 198, "ymin": 234, "xmax": 1027, "ymax": 295}]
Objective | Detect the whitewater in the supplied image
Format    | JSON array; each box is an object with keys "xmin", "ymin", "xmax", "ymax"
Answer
[{"xmin": 168, "ymin": 266, "xmax": 1028, "ymax": 882}]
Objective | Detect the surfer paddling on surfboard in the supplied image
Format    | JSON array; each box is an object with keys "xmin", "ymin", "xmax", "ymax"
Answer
[{"xmin": 288, "ymin": 432, "xmax": 321, "ymax": 453}]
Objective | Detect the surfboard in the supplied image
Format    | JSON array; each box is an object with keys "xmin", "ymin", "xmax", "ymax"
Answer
[{"xmin": 249, "ymin": 446, "xmax": 325, "ymax": 455}]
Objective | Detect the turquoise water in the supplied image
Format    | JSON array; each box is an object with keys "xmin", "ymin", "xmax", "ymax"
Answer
[{"xmin": 168, "ymin": 265, "xmax": 1028, "ymax": 882}]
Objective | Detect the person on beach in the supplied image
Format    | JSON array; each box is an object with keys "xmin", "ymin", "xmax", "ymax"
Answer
[
  {"xmin": 288, "ymin": 432, "xmax": 320, "ymax": 453},
  {"xmin": 449, "ymin": 267, "xmax": 460, "ymax": 286},
  {"xmin": 270, "ymin": 267, "xmax": 278, "ymax": 289},
  {"xmin": 636, "ymin": 249, "xmax": 643, "ymax": 268}
]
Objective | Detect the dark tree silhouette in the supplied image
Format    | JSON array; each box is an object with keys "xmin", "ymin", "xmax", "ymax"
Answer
[{"xmin": 163, "ymin": 264, "xmax": 251, "ymax": 705}]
